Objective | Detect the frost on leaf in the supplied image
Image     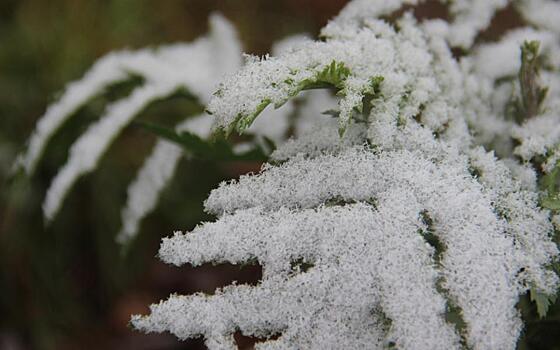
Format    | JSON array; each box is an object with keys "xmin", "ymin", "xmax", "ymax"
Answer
[
  {"xmin": 20, "ymin": 18, "xmax": 338, "ymax": 243},
  {"xmin": 17, "ymin": 14, "xmax": 246, "ymax": 242},
  {"xmin": 133, "ymin": 0, "xmax": 560, "ymax": 349},
  {"xmin": 41, "ymin": 14, "xmax": 243, "ymax": 223},
  {"xmin": 134, "ymin": 143, "xmax": 559, "ymax": 350},
  {"xmin": 207, "ymin": 14, "xmax": 443, "ymax": 136},
  {"xmin": 17, "ymin": 13, "xmax": 241, "ymax": 177}
]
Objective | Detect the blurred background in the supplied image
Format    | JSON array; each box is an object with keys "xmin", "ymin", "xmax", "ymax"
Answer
[{"xmin": 0, "ymin": 1, "xmax": 558, "ymax": 349}]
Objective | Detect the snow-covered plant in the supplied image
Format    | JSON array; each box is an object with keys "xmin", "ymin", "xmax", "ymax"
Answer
[
  {"xmin": 20, "ymin": 0, "xmax": 560, "ymax": 348},
  {"xmin": 16, "ymin": 14, "xmax": 333, "ymax": 245},
  {"xmin": 15, "ymin": 14, "xmax": 242, "ymax": 244},
  {"xmin": 127, "ymin": 1, "xmax": 560, "ymax": 349}
]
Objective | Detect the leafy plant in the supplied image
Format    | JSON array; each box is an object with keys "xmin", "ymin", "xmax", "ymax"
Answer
[
  {"xmin": 19, "ymin": 0, "xmax": 560, "ymax": 349},
  {"xmin": 15, "ymin": 16, "xmax": 329, "ymax": 245}
]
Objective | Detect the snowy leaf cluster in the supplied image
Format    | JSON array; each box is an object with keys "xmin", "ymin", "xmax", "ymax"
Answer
[
  {"xmin": 21, "ymin": 0, "xmax": 560, "ymax": 348},
  {"xmin": 133, "ymin": 0, "xmax": 560, "ymax": 349},
  {"xmin": 16, "ymin": 14, "xmax": 241, "ymax": 243},
  {"xmin": 17, "ymin": 15, "xmax": 332, "ymax": 244}
]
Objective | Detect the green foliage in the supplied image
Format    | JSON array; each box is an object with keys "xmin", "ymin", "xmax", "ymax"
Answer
[
  {"xmin": 519, "ymin": 41, "xmax": 548, "ymax": 119},
  {"xmin": 418, "ymin": 210, "xmax": 444, "ymax": 265},
  {"xmin": 418, "ymin": 210, "xmax": 470, "ymax": 347},
  {"xmin": 228, "ymin": 62, "xmax": 380, "ymax": 138},
  {"xmin": 541, "ymin": 196, "xmax": 560, "ymax": 211},
  {"xmin": 135, "ymin": 120, "xmax": 270, "ymax": 162},
  {"xmin": 537, "ymin": 163, "xmax": 560, "ymax": 320},
  {"xmin": 232, "ymin": 61, "xmax": 352, "ymax": 135},
  {"xmin": 298, "ymin": 60, "xmax": 351, "ymax": 90},
  {"xmin": 530, "ymin": 286, "xmax": 558, "ymax": 319},
  {"xmin": 358, "ymin": 76, "xmax": 384, "ymax": 116},
  {"xmin": 235, "ymin": 99, "xmax": 272, "ymax": 134},
  {"xmin": 541, "ymin": 161, "xmax": 560, "ymax": 210},
  {"xmin": 506, "ymin": 41, "xmax": 548, "ymax": 123},
  {"xmin": 519, "ymin": 44, "xmax": 560, "ymax": 322},
  {"xmin": 321, "ymin": 75, "xmax": 384, "ymax": 125}
]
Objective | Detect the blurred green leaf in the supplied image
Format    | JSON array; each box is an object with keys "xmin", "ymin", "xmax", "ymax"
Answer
[
  {"xmin": 541, "ymin": 197, "xmax": 560, "ymax": 210},
  {"xmin": 530, "ymin": 286, "xmax": 557, "ymax": 319},
  {"xmin": 134, "ymin": 120, "xmax": 269, "ymax": 162},
  {"xmin": 540, "ymin": 160, "xmax": 560, "ymax": 210},
  {"xmin": 507, "ymin": 40, "xmax": 548, "ymax": 123}
]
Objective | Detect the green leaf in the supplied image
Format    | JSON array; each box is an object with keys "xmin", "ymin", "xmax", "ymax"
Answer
[
  {"xmin": 134, "ymin": 121, "xmax": 269, "ymax": 162},
  {"xmin": 519, "ymin": 41, "xmax": 542, "ymax": 119},
  {"xmin": 540, "ymin": 160, "xmax": 560, "ymax": 210},
  {"xmin": 297, "ymin": 60, "xmax": 351, "ymax": 91},
  {"xmin": 260, "ymin": 136, "xmax": 277, "ymax": 154},
  {"xmin": 369, "ymin": 76, "xmax": 385, "ymax": 92},
  {"xmin": 530, "ymin": 286, "xmax": 557, "ymax": 319},
  {"xmin": 542, "ymin": 163, "xmax": 559, "ymax": 193},
  {"xmin": 224, "ymin": 62, "xmax": 383, "ymax": 137},
  {"xmin": 134, "ymin": 120, "xmax": 185, "ymax": 144},
  {"xmin": 314, "ymin": 60, "xmax": 351, "ymax": 89},
  {"xmin": 505, "ymin": 41, "xmax": 549, "ymax": 124},
  {"xmin": 322, "ymin": 109, "xmax": 340, "ymax": 118},
  {"xmin": 541, "ymin": 197, "xmax": 560, "ymax": 210},
  {"xmin": 362, "ymin": 76, "xmax": 384, "ymax": 118},
  {"xmin": 518, "ymin": 41, "xmax": 548, "ymax": 121},
  {"xmin": 227, "ymin": 62, "xmax": 353, "ymax": 135},
  {"xmin": 235, "ymin": 99, "xmax": 272, "ymax": 134}
]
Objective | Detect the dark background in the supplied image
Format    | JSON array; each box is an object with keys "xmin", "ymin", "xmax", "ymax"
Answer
[{"xmin": 0, "ymin": 1, "xmax": 558, "ymax": 349}]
